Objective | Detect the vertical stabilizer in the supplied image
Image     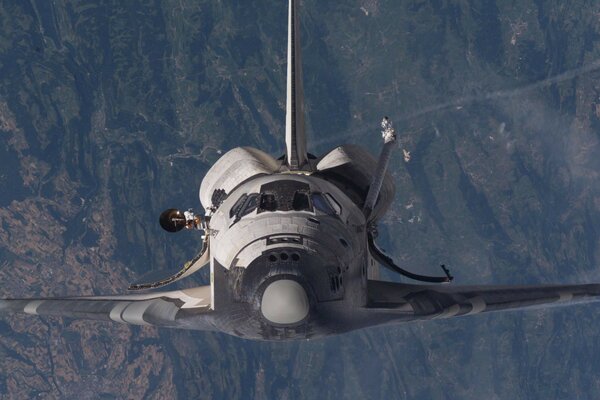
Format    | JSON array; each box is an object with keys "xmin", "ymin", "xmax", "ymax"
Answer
[{"xmin": 285, "ymin": 0, "xmax": 309, "ymax": 170}]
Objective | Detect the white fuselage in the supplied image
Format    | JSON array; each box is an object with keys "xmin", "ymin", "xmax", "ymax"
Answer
[{"xmin": 204, "ymin": 173, "xmax": 369, "ymax": 339}]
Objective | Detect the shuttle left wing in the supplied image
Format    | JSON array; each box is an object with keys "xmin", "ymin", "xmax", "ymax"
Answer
[{"xmin": 0, "ymin": 285, "xmax": 213, "ymax": 329}]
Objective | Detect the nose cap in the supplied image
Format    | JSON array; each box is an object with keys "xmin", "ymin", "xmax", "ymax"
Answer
[{"xmin": 261, "ymin": 280, "xmax": 309, "ymax": 325}]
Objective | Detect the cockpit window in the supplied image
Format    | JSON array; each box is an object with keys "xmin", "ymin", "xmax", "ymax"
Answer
[
  {"xmin": 230, "ymin": 194, "xmax": 248, "ymax": 218},
  {"xmin": 259, "ymin": 193, "xmax": 277, "ymax": 212},
  {"xmin": 311, "ymin": 193, "xmax": 336, "ymax": 215},
  {"xmin": 257, "ymin": 187, "xmax": 313, "ymax": 213},
  {"xmin": 239, "ymin": 193, "xmax": 260, "ymax": 217},
  {"xmin": 230, "ymin": 193, "xmax": 259, "ymax": 221},
  {"xmin": 259, "ymin": 180, "xmax": 311, "ymax": 212},
  {"xmin": 292, "ymin": 192, "xmax": 311, "ymax": 211},
  {"xmin": 324, "ymin": 193, "xmax": 341, "ymax": 215},
  {"xmin": 311, "ymin": 193, "xmax": 341, "ymax": 216},
  {"xmin": 233, "ymin": 188, "xmax": 340, "ymax": 219}
]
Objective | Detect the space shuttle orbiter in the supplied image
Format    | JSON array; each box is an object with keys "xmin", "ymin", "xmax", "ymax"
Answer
[{"xmin": 3, "ymin": 0, "xmax": 600, "ymax": 340}]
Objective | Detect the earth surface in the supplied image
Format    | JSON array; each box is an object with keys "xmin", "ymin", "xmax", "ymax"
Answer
[{"xmin": 1, "ymin": 0, "xmax": 600, "ymax": 399}]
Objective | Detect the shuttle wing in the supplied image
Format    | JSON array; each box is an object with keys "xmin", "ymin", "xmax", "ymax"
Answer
[
  {"xmin": 367, "ymin": 280, "xmax": 600, "ymax": 319},
  {"xmin": 0, "ymin": 285, "xmax": 213, "ymax": 329}
]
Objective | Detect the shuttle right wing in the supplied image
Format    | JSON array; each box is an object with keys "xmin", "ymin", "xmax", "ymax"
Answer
[{"xmin": 367, "ymin": 280, "xmax": 600, "ymax": 319}]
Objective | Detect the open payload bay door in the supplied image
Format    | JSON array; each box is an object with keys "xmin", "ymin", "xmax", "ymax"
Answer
[{"xmin": 129, "ymin": 238, "xmax": 210, "ymax": 291}]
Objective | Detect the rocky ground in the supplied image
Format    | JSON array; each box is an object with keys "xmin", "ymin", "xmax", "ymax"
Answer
[{"xmin": 1, "ymin": 0, "xmax": 600, "ymax": 399}]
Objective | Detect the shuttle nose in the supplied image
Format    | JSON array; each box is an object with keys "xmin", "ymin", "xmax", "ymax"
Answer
[{"xmin": 261, "ymin": 280, "xmax": 309, "ymax": 325}]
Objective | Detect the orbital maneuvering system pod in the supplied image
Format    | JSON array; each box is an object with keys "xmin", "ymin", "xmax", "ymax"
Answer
[{"xmin": 4, "ymin": 0, "xmax": 600, "ymax": 340}]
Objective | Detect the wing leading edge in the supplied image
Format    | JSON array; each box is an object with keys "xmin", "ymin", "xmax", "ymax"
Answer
[
  {"xmin": 367, "ymin": 280, "xmax": 600, "ymax": 319},
  {"xmin": 0, "ymin": 286, "xmax": 213, "ymax": 329}
]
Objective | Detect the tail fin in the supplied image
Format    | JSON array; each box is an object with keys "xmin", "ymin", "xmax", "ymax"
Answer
[{"xmin": 285, "ymin": 0, "xmax": 309, "ymax": 170}]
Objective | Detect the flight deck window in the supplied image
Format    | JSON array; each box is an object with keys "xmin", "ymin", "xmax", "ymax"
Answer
[
  {"xmin": 230, "ymin": 193, "xmax": 260, "ymax": 221},
  {"xmin": 324, "ymin": 193, "xmax": 341, "ymax": 215},
  {"xmin": 239, "ymin": 193, "xmax": 260, "ymax": 217},
  {"xmin": 230, "ymin": 194, "xmax": 248, "ymax": 218},
  {"xmin": 311, "ymin": 193, "xmax": 336, "ymax": 216},
  {"xmin": 259, "ymin": 193, "xmax": 277, "ymax": 212},
  {"xmin": 292, "ymin": 192, "xmax": 311, "ymax": 211}
]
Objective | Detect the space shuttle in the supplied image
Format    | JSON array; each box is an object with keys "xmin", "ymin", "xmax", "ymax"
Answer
[{"xmin": 3, "ymin": 0, "xmax": 600, "ymax": 341}]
